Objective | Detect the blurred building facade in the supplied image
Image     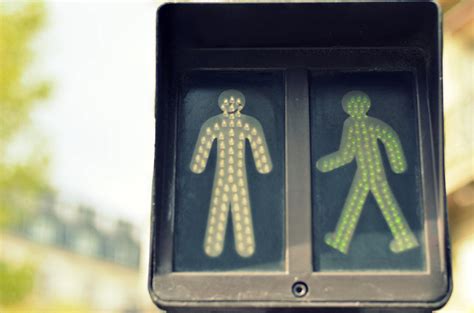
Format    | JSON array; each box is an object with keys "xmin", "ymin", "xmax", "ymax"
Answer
[
  {"xmin": 441, "ymin": 0, "xmax": 474, "ymax": 312},
  {"xmin": 444, "ymin": 0, "xmax": 474, "ymax": 193},
  {"xmin": 0, "ymin": 195, "xmax": 147, "ymax": 313}
]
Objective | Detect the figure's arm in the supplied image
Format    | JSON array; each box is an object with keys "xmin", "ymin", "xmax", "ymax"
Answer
[
  {"xmin": 316, "ymin": 120, "xmax": 356, "ymax": 172},
  {"xmin": 374, "ymin": 120, "xmax": 407, "ymax": 174},
  {"xmin": 244, "ymin": 117, "xmax": 273, "ymax": 174},
  {"xmin": 190, "ymin": 118, "xmax": 217, "ymax": 174}
]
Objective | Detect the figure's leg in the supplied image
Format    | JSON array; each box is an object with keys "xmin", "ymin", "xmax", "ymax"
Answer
[
  {"xmin": 325, "ymin": 172, "xmax": 369, "ymax": 254},
  {"xmin": 372, "ymin": 177, "xmax": 419, "ymax": 253},
  {"xmin": 204, "ymin": 181, "xmax": 230, "ymax": 257},
  {"xmin": 231, "ymin": 182, "xmax": 255, "ymax": 257}
]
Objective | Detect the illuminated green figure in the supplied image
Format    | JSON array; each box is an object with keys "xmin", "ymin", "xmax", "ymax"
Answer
[
  {"xmin": 316, "ymin": 91, "xmax": 419, "ymax": 254},
  {"xmin": 190, "ymin": 90, "xmax": 272, "ymax": 258}
]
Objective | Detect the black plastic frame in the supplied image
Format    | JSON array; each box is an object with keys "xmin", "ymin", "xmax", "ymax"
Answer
[{"xmin": 149, "ymin": 1, "xmax": 451, "ymax": 311}]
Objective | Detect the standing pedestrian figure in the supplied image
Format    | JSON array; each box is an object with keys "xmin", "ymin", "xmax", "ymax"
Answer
[{"xmin": 190, "ymin": 89, "xmax": 272, "ymax": 258}]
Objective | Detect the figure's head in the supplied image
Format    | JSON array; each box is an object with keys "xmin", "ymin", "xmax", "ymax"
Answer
[
  {"xmin": 218, "ymin": 89, "xmax": 245, "ymax": 114},
  {"xmin": 342, "ymin": 90, "xmax": 371, "ymax": 118}
]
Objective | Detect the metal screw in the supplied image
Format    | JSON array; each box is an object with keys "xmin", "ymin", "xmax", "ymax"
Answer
[{"xmin": 292, "ymin": 281, "xmax": 308, "ymax": 298}]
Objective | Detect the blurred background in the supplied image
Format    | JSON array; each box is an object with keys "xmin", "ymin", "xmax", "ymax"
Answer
[{"xmin": 0, "ymin": 0, "xmax": 472, "ymax": 312}]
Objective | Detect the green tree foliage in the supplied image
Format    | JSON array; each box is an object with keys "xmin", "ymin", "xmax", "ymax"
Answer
[
  {"xmin": 0, "ymin": 1, "xmax": 51, "ymax": 306},
  {"xmin": 0, "ymin": 262, "xmax": 35, "ymax": 306},
  {"xmin": 0, "ymin": 2, "xmax": 51, "ymax": 227}
]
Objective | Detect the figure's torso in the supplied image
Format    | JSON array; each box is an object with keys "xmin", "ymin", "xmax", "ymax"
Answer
[
  {"xmin": 211, "ymin": 114, "xmax": 254, "ymax": 191},
  {"xmin": 352, "ymin": 117, "xmax": 387, "ymax": 186}
]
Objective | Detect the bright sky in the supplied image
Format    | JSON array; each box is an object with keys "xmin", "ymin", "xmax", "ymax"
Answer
[{"xmin": 33, "ymin": 1, "xmax": 159, "ymax": 225}]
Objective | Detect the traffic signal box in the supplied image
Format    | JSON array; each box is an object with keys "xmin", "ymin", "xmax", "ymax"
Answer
[{"xmin": 149, "ymin": 2, "xmax": 451, "ymax": 312}]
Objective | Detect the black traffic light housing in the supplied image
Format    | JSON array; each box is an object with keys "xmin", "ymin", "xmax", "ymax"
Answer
[{"xmin": 149, "ymin": 1, "xmax": 451, "ymax": 312}]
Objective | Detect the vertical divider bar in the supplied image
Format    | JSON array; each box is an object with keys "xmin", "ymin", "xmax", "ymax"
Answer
[{"xmin": 286, "ymin": 68, "xmax": 313, "ymax": 274}]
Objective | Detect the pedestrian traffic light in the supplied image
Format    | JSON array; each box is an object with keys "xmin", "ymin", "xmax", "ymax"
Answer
[{"xmin": 149, "ymin": 2, "xmax": 451, "ymax": 312}]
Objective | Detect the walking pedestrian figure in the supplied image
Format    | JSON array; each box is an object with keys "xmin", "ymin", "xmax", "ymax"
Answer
[
  {"xmin": 316, "ymin": 90, "xmax": 419, "ymax": 254},
  {"xmin": 190, "ymin": 90, "xmax": 272, "ymax": 258}
]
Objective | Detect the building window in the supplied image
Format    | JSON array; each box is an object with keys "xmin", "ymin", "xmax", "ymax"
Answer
[
  {"xmin": 30, "ymin": 217, "xmax": 56, "ymax": 244},
  {"xmin": 74, "ymin": 231, "xmax": 99, "ymax": 257}
]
